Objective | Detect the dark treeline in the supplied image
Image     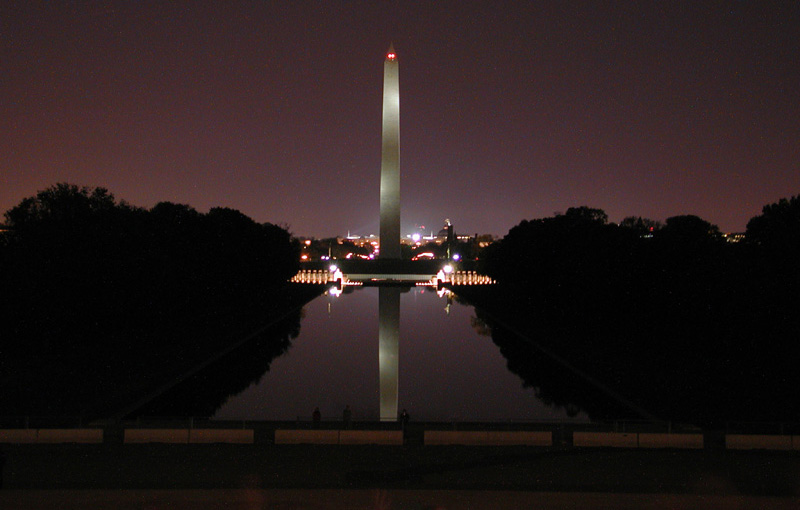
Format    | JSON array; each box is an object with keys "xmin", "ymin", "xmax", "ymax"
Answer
[
  {"xmin": 0, "ymin": 183, "xmax": 311, "ymax": 419},
  {"xmin": 470, "ymin": 198, "xmax": 800, "ymax": 425}
]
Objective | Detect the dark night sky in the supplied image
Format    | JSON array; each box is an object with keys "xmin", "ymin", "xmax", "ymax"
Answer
[{"xmin": 2, "ymin": 1, "xmax": 798, "ymax": 237}]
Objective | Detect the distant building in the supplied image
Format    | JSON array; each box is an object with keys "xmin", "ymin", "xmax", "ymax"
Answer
[
  {"xmin": 296, "ymin": 219, "xmax": 496, "ymax": 261},
  {"xmin": 475, "ymin": 234, "xmax": 496, "ymax": 248},
  {"xmin": 723, "ymin": 233, "xmax": 745, "ymax": 243}
]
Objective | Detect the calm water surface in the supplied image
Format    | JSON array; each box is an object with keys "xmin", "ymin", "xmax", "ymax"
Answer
[{"xmin": 213, "ymin": 286, "xmax": 588, "ymax": 423}]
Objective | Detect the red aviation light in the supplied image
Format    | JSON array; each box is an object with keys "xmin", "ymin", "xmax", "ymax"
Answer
[{"xmin": 387, "ymin": 52, "xmax": 396, "ymax": 60}]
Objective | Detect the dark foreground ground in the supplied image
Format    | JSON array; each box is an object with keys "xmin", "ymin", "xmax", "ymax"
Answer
[{"xmin": 2, "ymin": 443, "xmax": 799, "ymax": 509}]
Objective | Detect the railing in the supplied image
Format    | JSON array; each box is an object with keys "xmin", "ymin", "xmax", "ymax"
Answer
[
  {"xmin": 291, "ymin": 267, "xmax": 495, "ymax": 286},
  {"xmin": 447, "ymin": 270, "xmax": 495, "ymax": 285},
  {"xmin": 290, "ymin": 269, "xmax": 333, "ymax": 284},
  {"xmin": 5, "ymin": 417, "xmax": 800, "ymax": 450}
]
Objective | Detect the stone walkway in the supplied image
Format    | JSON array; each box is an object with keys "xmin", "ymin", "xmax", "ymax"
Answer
[{"xmin": 2, "ymin": 444, "xmax": 800, "ymax": 508}]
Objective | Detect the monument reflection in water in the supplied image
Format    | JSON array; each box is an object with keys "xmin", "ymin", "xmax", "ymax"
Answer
[{"xmin": 379, "ymin": 287, "xmax": 400, "ymax": 421}]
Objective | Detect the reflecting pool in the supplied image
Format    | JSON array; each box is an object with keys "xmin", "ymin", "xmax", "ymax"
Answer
[{"xmin": 212, "ymin": 286, "xmax": 588, "ymax": 423}]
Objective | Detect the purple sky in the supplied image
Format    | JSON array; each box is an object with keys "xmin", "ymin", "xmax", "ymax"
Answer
[{"xmin": 2, "ymin": 2, "xmax": 798, "ymax": 237}]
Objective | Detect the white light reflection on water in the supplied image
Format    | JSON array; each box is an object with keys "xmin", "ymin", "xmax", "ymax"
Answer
[{"xmin": 213, "ymin": 286, "xmax": 589, "ymax": 423}]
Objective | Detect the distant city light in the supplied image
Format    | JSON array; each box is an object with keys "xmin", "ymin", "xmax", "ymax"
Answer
[
  {"xmin": 411, "ymin": 233, "xmax": 421, "ymax": 242},
  {"xmin": 443, "ymin": 264, "xmax": 453, "ymax": 274},
  {"xmin": 452, "ymin": 253, "xmax": 461, "ymax": 261},
  {"xmin": 329, "ymin": 264, "xmax": 338, "ymax": 272}
]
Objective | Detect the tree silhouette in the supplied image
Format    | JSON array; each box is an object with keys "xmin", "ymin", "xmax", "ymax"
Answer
[
  {"xmin": 0, "ymin": 183, "xmax": 304, "ymax": 418},
  {"xmin": 563, "ymin": 206, "xmax": 608, "ymax": 224},
  {"xmin": 658, "ymin": 214, "xmax": 721, "ymax": 245},
  {"xmin": 4, "ymin": 183, "xmax": 119, "ymax": 230},
  {"xmin": 467, "ymin": 198, "xmax": 800, "ymax": 424},
  {"xmin": 619, "ymin": 216, "xmax": 661, "ymax": 235},
  {"xmin": 746, "ymin": 195, "xmax": 800, "ymax": 253}
]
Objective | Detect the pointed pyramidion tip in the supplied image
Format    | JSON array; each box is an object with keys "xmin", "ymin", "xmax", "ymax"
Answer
[{"xmin": 386, "ymin": 43, "xmax": 396, "ymax": 61}]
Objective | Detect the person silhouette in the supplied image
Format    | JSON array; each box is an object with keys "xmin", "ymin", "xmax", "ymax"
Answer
[
  {"xmin": 312, "ymin": 407, "xmax": 321, "ymax": 428},
  {"xmin": 399, "ymin": 408, "xmax": 410, "ymax": 430},
  {"xmin": 343, "ymin": 405, "xmax": 352, "ymax": 429}
]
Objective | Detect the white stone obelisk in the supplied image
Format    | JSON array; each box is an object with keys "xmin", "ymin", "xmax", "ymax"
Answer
[{"xmin": 379, "ymin": 45, "xmax": 401, "ymax": 259}]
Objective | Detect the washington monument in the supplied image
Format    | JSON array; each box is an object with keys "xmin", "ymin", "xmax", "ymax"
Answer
[
  {"xmin": 379, "ymin": 45, "xmax": 401, "ymax": 259},
  {"xmin": 378, "ymin": 45, "xmax": 401, "ymax": 421}
]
